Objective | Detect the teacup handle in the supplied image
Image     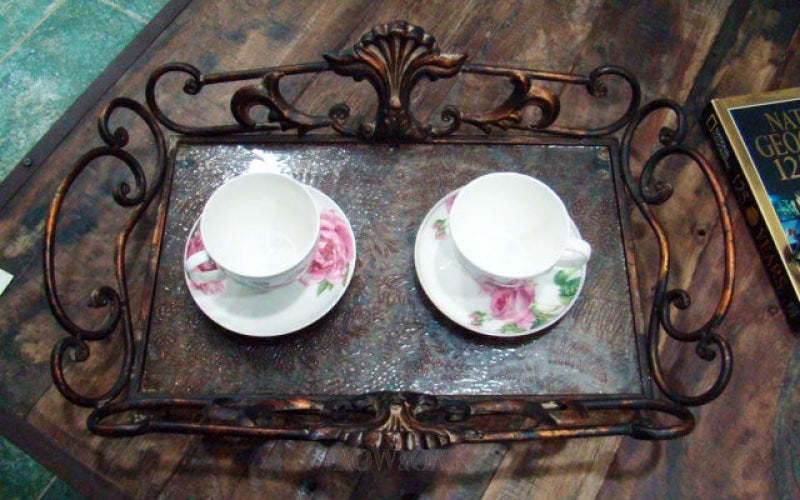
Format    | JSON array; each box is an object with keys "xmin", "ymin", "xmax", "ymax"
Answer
[
  {"xmin": 555, "ymin": 237, "xmax": 592, "ymax": 268},
  {"xmin": 184, "ymin": 250, "xmax": 225, "ymax": 284}
]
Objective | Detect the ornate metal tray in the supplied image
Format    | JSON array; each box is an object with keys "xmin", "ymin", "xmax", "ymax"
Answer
[{"xmin": 44, "ymin": 21, "xmax": 734, "ymax": 450}]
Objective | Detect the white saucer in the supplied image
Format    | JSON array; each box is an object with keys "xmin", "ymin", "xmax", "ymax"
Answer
[
  {"xmin": 184, "ymin": 186, "xmax": 356, "ymax": 337},
  {"xmin": 414, "ymin": 190, "xmax": 587, "ymax": 337}
]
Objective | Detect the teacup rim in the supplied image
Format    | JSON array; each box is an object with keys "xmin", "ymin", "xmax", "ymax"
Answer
[
  {"xmin": 199, "ymin": 171, "xmax": 320, "ymax": 281},
  {"xmin": 449, "ymin": 172, "xmax": 573, "ymax": 281}
]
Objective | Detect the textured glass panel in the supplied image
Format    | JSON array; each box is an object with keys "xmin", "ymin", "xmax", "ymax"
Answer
[{"xmin": 142, "ymin": 141, "xmax": 642, "ymax": 397}]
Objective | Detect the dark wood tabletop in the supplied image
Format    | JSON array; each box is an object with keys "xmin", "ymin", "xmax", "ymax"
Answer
[{"xmin": 1, "ymin": 1, "xmax": 798, "ymax": 498}]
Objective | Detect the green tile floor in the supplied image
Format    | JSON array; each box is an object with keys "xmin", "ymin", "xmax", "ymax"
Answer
[
  {"xmin": 0, "ymin": 0, "xmax": 169, "ymax": 180},
  {"xmin": 0, "ymin": 437, "xmax": 83, "ymax": 499},
  {"xmin": 0, "ymin": 0, "xmax": 169, "ymax": 496}
]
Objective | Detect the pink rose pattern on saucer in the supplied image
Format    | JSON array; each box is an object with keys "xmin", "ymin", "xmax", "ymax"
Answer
[
  {"xmin": 432, "ymin": 193, "xmax": 457, "ymax": 240},
  {"xmin": 185, "ymin": 227, "xmax": 225, "ymax": 295},
  {"xmin": 467, "ymin": 270, "xmax": 581, "ymax": 333},
  {"xmin": 300, "ymin": 209, "xmax": 355, "ymax": 295},
  {"xmin": 432, "ymin": 192, "xmax": 582, "ymax": 333},
  {"xmin": 186, "ymin": 209, "xmax": 354, "ymax": 297},
  {"xmin": 471, "ymin": 279, "xmax": 537, "ymax": 331}
]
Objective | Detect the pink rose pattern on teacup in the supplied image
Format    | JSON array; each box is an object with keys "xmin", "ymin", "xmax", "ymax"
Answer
[
  {"xmin": 432, "ymin": 193, "xmax": 458, "ymax": 240},
  {"xmin": 187, "ymin": 209, "xmax": 353, "ymax": 297},
  {"xmin": 300, "ymin": 209, "xmax": 355, "ymax": 295},
  {"xmin": 185, "ymin": 227, "xmax": 225, "ymax": 295}
]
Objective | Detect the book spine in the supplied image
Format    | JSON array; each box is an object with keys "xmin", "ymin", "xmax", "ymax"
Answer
[{"xmin": 703, "ymin": 103, "xmax": 800, "ymax": 331}]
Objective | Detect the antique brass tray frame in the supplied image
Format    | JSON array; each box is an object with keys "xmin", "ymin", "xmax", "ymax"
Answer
[{"xmin": 43, "ymin": 21, "xmax": 734, "ymax": 450}]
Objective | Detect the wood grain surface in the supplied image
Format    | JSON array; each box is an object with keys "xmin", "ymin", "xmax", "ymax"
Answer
[{"xmin": 1, "ymin": 0, "xmax": 798, "ymax": 498}]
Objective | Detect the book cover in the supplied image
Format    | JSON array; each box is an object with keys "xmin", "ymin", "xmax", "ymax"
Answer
[{"xmin": 704, "ymin": 87, "xmax": 800, "ymax": 331}]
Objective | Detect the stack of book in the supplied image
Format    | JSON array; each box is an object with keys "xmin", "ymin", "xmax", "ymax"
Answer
[{"xmin": 704, "ymin": 87, "xmax": 800, "ymax": 331}]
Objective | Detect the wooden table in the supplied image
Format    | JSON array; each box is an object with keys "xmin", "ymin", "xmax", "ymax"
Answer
[{"xmin": 1, "ymin": 1, "xmax": 798, "ymax": 497}]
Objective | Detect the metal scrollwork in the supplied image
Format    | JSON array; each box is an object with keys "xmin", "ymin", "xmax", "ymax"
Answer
[
  {"xmin": 142, "ymin": 21, "xmax": 642, "ymax": 141},
  {"xmin": 44, "ymin": 21, "xmax": 734, "ymax": 449},
  {"xmin": 323, "ymin": 20, "xmax": 467, "ymax": 140},
  {"xmin": 44, "ymin": 97, "xmax": 166, "ymax": 407},
  {"xmin": 458, "ymin": 71, "xmax": 561, "ymax": 134},
  {"xmin": 456, "ymin": 64, "xmax": 640, "ymax": 137},
  {"xmin": 620, "ymin": 99, "xmax": 735, "ymax": 406},
  {"xmin": 231, "ymin": 70, "xmax": 331, "ymax": 134},
  {"xmin": 145, "ymin": 61, "xmax": 330, "ymax": 136},
  {"xmin": 85, "ymin": 392, "xmax": 693, "ymax": 449}
]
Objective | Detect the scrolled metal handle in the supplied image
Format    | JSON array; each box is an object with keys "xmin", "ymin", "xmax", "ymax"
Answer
[
  {"xmin": 620, "ymin": 99, "xmax": 735, "ymax": 407},
  {"xmin": 43, "ymin": 98, "xmax": 166, "ymax": 407}
]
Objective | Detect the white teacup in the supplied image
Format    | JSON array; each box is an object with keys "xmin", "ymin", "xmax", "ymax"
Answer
[
  {"xmin": 185, "ymin": 172, "xmax": 319, "ymax": 290},
  {"xmin": 449, "ymin": 172, "xmax": 591, "ymax": 285}
]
